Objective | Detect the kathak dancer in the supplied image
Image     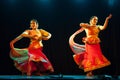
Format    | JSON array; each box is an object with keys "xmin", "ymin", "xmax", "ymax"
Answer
[
  {"xmin": 10, "ymin": 19, "xmax": 54, "ymax": 76},
  {"xmin": 69, "ymin": 14, "xmax": 112, "ymax": 76}
]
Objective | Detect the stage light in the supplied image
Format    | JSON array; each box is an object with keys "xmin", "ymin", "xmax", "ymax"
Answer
[
  {"xmin": 38, "ymin": 0, "xmax": 51, "ymax": 4},
  {"xmin": 108, "ymin": 0, "xmax": 115, "ymax": 7},
  {"xmin": 4, "ymin": 0, "xmax": 17, "ymax": 5},
  {"xmin": 74, "ymin": 0, "xmax": 87, "ymax": 4}
]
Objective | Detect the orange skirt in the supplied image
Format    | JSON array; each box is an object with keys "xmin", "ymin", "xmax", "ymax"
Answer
[{"xmin": 73, "ymin": 43, "xmax": 111, "ymax": 72}]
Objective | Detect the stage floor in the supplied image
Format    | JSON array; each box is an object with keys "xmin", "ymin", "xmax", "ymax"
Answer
[{"xmin": 0, "ymin": 75, "xmax": 119, "ymax": 79}]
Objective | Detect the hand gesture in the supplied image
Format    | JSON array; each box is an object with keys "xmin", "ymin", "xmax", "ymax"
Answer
[{"xmin": 106, "ymin": 14, "xmax": 112, "ymax": 20}]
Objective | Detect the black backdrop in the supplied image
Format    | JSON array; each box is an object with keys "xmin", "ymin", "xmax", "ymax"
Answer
[{"xmin": 0, "ymin": 0, "xmax": 120, "ymax": 75}]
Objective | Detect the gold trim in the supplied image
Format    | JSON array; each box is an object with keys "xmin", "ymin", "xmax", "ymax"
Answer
[{"xmin": 84, "ymin": 61, "xmax": 111, "ymax": 72}]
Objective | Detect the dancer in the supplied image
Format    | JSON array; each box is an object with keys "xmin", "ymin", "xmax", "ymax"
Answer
[
  {"xmin": 10, "ymin": 19, "xmax": 54, "ymax": 76},
  {"xmin": 69, "ymin": 14, "xmax": 112, "ymax": 76}
]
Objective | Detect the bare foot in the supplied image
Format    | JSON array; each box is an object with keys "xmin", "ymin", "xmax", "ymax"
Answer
[
  {"xmin": 86, "ymin": 71, "xmax": 93, "ymax": 77},
  {"xmin": 34, "ymin": 72, "xmax": 43, "ymax": 76},
  {"xmin": 27, "ymin": 72, "xmax": 31, "ymax": 76}
]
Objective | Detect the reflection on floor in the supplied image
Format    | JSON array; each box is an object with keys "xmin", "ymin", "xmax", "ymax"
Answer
[{"xmin": 0, "ymin": 75, "xmax": 119, "ymax": 79}]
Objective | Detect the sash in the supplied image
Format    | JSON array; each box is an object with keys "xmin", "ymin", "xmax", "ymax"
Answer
[{"xmin": 69, "ymin": 28, "xmax": 85, "ymax": 54}]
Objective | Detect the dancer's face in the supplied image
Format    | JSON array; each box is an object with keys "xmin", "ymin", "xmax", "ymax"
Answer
[
  {"xmin": 90, "ymin": 16, "xmax": 98, "ymax": 25},
  {"xmin": 30, "ymin": 21, "xmax": 38, "ymax": 30}
]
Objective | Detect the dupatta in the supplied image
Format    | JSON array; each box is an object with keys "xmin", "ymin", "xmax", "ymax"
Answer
[{"xmin": 69, "ymin": 28, "xmax": 85, "ymax": 54}]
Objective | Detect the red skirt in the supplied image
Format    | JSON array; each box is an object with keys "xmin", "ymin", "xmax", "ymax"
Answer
[
  {"xmin": 10, "ymin": 47, "xmax": 54, "ymax": 74},
  {"xmin": 73, "ymin": 43, "xmax": 111, "ymax": 72},
  {"xmin": 28, "ymin": 47, "xmax": 54, "ymax": 73}
]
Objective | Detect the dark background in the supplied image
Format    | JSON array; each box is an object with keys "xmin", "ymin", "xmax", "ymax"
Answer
[{"xmin": 0, "ymin": 0, "xmax": 120, "ymax": 75}]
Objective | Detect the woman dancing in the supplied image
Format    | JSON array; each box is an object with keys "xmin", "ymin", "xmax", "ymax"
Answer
[
  {"xmin": 10, "ymin": 19, "xmax": 54, "ymax": 76},
  {"xmin": 69, "ymin": 14, "xmax": 112, "ymax": 76}
]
